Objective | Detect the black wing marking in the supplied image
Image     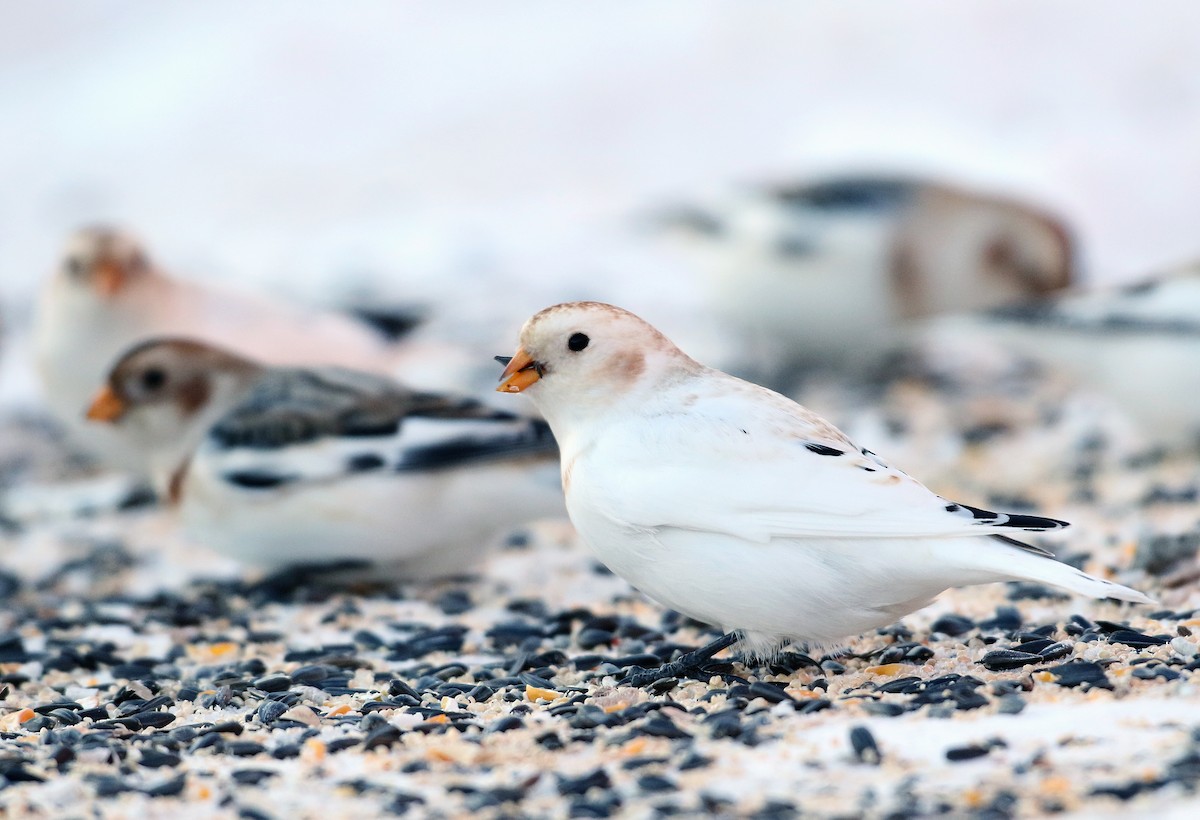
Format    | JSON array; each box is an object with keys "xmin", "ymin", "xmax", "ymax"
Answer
[
  {"xmin": 989, "ymin": 533, "xmax": 1054, "ymax": 558},
  {"xmin": 395, "ymin": 418, "xmax": 557, "ymax": 472},
  {"xmin": 209, "ymin": 367, "xmax": 525, "ymax": 451},
  {"xmin": 945, "ymin": 501, "xmax": 1069, "ymax": 532},
  {"xmin": 345, "ymin": 304, "xmax": 428, "ymax": 342},
  {"xmin": 221, "ymin": 470, "xmax": 298, "ymax": 490},
  {"xmin": 771, "ymin": 176, "xmax": 917, "ymax": 213},
  {"xmin": 987, "ymin": 296, "xmax": 1200, "ymax": 336},
  {"xmin": 346, "ymin": 453, "xmax": 387, "ymax": 473}
]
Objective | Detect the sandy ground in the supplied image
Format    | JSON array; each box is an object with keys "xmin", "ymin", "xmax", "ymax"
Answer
[
  {"xmin": 3, "ymin": 5, "xmax": 1200, "ymax": 817},
  {"xmin": 2, "ymin": 333, "xmax": 1199, "ymax": 818}
]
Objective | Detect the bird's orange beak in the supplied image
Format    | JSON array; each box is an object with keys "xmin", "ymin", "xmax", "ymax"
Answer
[
  {"xmin": 92, "ymin": 261, "xmax": 126, "ymax": 298},
  {"xmin": 495, "ymin": 348, "xmax": 542, "ymax": 393},
  {"xmin": 85, "ymin": 386, "xmax": 127, "ymax": 423}
]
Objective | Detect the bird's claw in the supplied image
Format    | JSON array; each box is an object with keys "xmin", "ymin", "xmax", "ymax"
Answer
[{"xmin": 620, "ymin": 668, "xmax": 678, "ymax": 689}]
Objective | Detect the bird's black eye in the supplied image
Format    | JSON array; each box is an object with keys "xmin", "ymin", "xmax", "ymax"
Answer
[
  {"xmin": 66, "ymin": 257, "xmax": 84, "ymax": 277},
  {"xmin": 141, "ymin": 367, "xmax": 166, "ymax": 392},
  {"xmin": 568, "ymin": 332, "xmax": 589, "ymax": 352}
]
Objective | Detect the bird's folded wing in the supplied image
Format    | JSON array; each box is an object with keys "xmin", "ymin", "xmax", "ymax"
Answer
[
  {"xmin": 986, "ymin": 265, "xmax": 1200, "ymax": 335},
  {"xmin": 586, "ymin": 418, "xmax": 1065, "ymax": 543},
  {"xmin": 208, "ymin": 367, "xmax": 517, "ymax": 446},
  {"xmin": 196, "ymin": 367, "xmax": 556, "ymax": 488}
]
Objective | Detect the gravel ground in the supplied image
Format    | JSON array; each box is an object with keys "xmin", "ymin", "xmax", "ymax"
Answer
[{"xmin": 1, "ymin": 342, "xmax": 1199, "ymax": 819}]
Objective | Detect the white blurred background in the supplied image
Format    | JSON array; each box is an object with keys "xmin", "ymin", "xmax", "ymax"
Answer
[{"xmin": 2, "ymin": 0, "xmax": 1199, "ymax": 397}]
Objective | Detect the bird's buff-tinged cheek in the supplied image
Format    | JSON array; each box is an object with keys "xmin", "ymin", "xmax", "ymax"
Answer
[
  {"xmin": 93, "ymin": 262, "xmax": 125, "ymax": 297},
  {"xmin": 85, "ymin": 386, "xmax": 127, "ymax": 422},
  {"xmin": 496, "ymin": 349, "xmax": 541, "ymax": 393}
]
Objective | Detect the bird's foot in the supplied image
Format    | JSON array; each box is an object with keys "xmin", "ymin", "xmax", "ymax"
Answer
[
  {"xmin": 619, "ymin": 632, "xmax": 740, "ymax": 689},
  {"xmin": 620, "ymin": 662, "xmax": 689, "ymax": 689}
]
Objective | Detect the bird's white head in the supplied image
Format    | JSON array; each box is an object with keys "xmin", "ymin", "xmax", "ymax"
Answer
[
  {"xmin": 495, "ymin": 302, "xmax": 699, "ymax": 430},
  {"xmin": 58, "ymin": 226, "xmax": 155, "ymax": 300}
]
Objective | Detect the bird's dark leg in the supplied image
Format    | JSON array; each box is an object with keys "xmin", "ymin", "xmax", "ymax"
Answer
[{"xmin": 621, "ymin": 631, "xmax": 740, "ymax": 688}]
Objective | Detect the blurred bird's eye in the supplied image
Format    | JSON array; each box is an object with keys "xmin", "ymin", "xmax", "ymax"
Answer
[
  {"xmin": 568, "ymin": 333, "xmax": 589, "ymax": 352},
  {"xmin": 65, "ymin": 257, "xmax": 84, "ymax": 277},
  {"xmin": 985, "ymin": 237, "xmax": 1016, "ymax": 269},
  {"xmin": 140, "ymin": 368, "xmax": 167, "ymax": 392}
]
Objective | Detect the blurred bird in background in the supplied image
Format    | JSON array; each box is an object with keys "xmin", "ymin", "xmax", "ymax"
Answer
[
  {"xmin": 84, "ymin": 338, "xmax": 563, "ymax": 576},
  {"xmin": 652, "ymin": 175, "xmax": 1075, "ymax": 384},
  {"xmin": 32, "ymin": 226, "xmax": 495, "ymax": 475},
  {"xmin": 960, "ymin": 259, "xmax": 1200, "ymax": 448}
]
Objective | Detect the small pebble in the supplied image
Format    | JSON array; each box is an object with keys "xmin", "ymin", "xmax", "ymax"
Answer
[
  {"xmin": 849, "ymin": 726, "xmax": 881, "ymax": 764},
  {"xmin": 747, "ymin": 682, "xmax": 793, "ymax": 704},
  {"xmin": 558, "ymin": 769, "xmax": 611, "ymax": 796},
  {"xmin": 996, "ymin": 694, "xmax": 1026, "ymax": 715},
  {"xmin": 930, "ymin": 614, "xmax": 975, "ymax": 637},
  {"xmin": 945, "ymin": 745, "xmax": 991, "ymax": 762},
  {"xmin": 363, "ymin": 726, "xmax": 403, "ymax": 749},
  {"xmin": 1042, "ymin": 661, "xmax": 1113, "ymax": 690},
  {"xmin": 257, "ymin": 701, "xmax": 289, "ymax": 724},
  {"xmin": 638, "ymin": 774, "xmax": 677, "ymax": 793},
  {"xmin": 979, "ymin": 649, "xmax": 1042, "ymax": 671},
  {"xmin": 1171, "ymin": 637, "xmax": 1198, "ymax": 657}
]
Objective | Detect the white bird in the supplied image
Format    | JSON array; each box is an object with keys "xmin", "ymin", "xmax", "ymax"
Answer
[
  {"xmin": 963, "ymin": 260, "xmax": 1200, "ymax": 447},
  {"xmin": 655, "ymin": 175, "xmax": 1074, "ymax": 380},
  {"xmin": 32, "ymin": 226, "xmax": 409, "ymax": 471},
  {"xmin": 85, "ymin": 338, "xmax": 564, "ymax": 578},
  {"xmin": 495, "ymin": 301, "xmax": 1151, "ymax": 685}
]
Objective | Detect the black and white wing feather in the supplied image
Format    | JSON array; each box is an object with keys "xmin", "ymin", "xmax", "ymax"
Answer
[{"xmin": 199, "ymin": 367, "xmax": 556, "ymax": 490}]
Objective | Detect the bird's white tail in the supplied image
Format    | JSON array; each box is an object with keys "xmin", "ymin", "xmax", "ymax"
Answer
[{"xmin": 945, "ymin": 538, "xmax": 1155, "ymax": 605}]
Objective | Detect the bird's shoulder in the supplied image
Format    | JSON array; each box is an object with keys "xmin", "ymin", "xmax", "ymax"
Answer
[{"xmin": 618, "ymin": 371, "xmax": 881, "ymax": 469}]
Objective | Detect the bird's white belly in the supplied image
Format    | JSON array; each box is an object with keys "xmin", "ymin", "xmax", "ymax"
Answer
[
  {"xmin": 33, "ymin": 303, "xmax": 155, "ymax": 471},
  {"xmin": 569, "ymin": 505, "xmax": 975, "ymax": 648}
]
